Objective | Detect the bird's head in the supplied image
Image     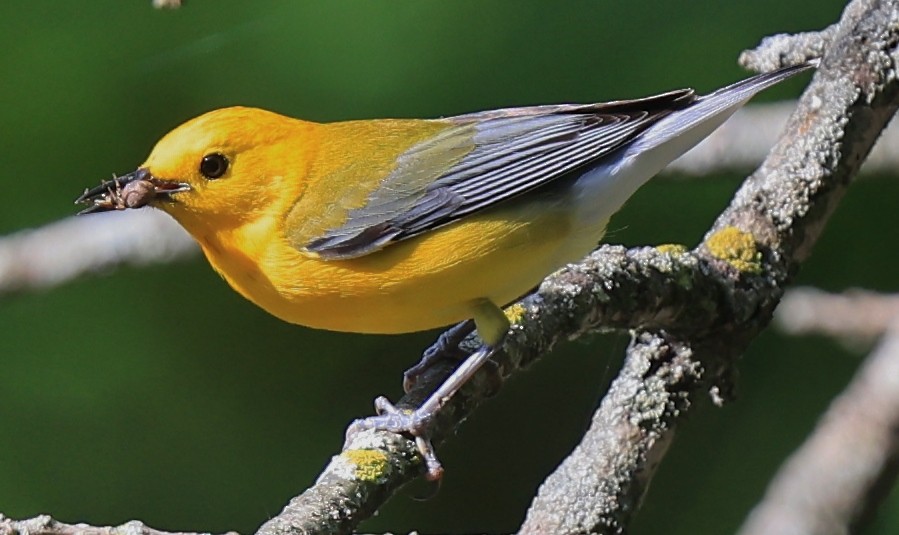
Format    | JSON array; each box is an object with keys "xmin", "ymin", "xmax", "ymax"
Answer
[{"xmin": 76, "ymin": 106, "xmax": 308, "ymax": 230}]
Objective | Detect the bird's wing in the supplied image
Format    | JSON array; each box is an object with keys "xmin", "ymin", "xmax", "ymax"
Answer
[{"xmin": 298, "ymin": 89, "xmax": 695, "ymax": 260}]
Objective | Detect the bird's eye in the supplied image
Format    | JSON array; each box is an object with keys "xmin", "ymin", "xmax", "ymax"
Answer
[{"xmin": 199, "ymin": 153, "xmax": 229, "ymax": 179}]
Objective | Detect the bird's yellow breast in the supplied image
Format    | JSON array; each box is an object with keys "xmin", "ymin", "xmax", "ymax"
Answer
[{"xmin": 190, "ymin": 197, "xmax": 597, "ymax": 334}]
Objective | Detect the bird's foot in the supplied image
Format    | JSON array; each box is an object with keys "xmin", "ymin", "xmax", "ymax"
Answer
[
  {"xmin": 345, "ymin": 396, "xmax": 444, "ymax": 480},
  {"xmin": 346, "ymin": 342, "xmax": 500, "ymax": 481}
]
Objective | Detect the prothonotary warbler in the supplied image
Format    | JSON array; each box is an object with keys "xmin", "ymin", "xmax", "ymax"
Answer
[{"xmin": 77, "ymin": 60, "xmax": 815, "ymax": 479}]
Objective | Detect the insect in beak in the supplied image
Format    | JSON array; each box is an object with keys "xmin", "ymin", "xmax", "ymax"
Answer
[{"xmin": 75, "ymin": 168, "xmax": 190, "ymax": 214}]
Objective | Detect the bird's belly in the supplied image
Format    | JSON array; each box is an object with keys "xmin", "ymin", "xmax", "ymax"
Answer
[{"xmin": 209, "ymin": 201, "xmax": 605, "ymax": 335}]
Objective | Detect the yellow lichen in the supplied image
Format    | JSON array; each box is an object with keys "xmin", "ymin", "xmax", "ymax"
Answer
[
  {"xmin": 503, "ymin": 302, "xmax": 527, "ymax": 325},
  {"xmin": 705, "ymin": 226, "xmax": 762, "ymax": 273},
  {"xmin": 655, "ymin": 244, "xmax": 688, "ymax": 256},
  {"xmin": 342, "ymin": 449, "xmax": 390, "ymax": 482}
]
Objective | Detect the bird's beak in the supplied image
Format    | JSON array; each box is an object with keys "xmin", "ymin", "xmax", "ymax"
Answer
[{"xmin": 75, "ymin": 168, "xmax": 190, "ymax": 215}]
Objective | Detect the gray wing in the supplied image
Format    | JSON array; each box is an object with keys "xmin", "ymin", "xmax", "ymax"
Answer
[{"xmin": 304, "ymin": 89, "xmax": 696, "ymax": 260}]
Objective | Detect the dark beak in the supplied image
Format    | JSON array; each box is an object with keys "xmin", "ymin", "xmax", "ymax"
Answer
[{"xmin": 75, "ymin": 168, "xmax": 190, "ymax": 215}]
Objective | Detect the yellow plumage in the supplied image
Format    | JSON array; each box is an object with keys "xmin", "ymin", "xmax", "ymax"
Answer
[
  {"xmin": 76, "ymin": 61, "xmax": 814, "ymax": 479},
  {"xmin": 139, "ymin": 107, "xmax": 589, "ymax": 336}
]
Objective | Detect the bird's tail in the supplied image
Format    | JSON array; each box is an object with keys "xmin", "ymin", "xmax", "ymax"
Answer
[
  {"xmin": 570, "ymin": 60, "xmax": 817, "ymax": 233},
  {"xmin": 627, "ymin": 59, "xmax": 817, "ymax": 157}
]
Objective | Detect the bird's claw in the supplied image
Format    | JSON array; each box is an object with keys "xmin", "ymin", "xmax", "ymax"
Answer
[
  {"xmin": 345, "ymin": 397, "xmax": 444, "ymax": 481},
  {"xmin": 346, "ymin": 342, "xmax": 501, "ymax": 481}
]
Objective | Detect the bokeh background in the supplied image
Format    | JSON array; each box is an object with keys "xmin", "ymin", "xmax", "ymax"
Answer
[{"xmin": 1, "ymin": 1, "xmax": 894, "ymax": 533}]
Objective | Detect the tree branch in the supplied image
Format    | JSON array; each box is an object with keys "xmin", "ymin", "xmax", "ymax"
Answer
[
  {"xmin": 777, "ymin": 287, "xmax": 899, "ymax": 341},
  {"xmin": 520, "ymin": 0, "xmax": 899, "ymax": 532},
  {"xmin": 0, "ymin": 514, "xmax": 232, "ymax": 535},
  {"xmin": 0, "ymin": 210, "xmax": 196, "ymax": 297},
  {"xmin": 737, "ymin": 318, "xmax": 899, "ymax": 535},
  {"xmin": 251, "ymin": 0, "xmax": 898, "ymax": 529},
  {"xmin": 4, "ymin": 0, "xmax": 897, "ymax": 533},
  {"xmin": 740, "ymin": 286, "xmax": 899, "ymax": 533}
]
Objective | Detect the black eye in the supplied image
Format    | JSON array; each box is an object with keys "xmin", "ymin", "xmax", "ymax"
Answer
[{"xmin": 199, "ymin": 153, "xmax": 229, "ymax": 179}]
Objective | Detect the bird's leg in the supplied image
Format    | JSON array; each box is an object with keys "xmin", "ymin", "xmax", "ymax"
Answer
[
  {"xmin": 345, "ymin": 340, "xmax": 501, "ymax": 481},
  {"xmin": 403, "ymin": 319, "xmax": 475, "ymax": 392},
  {"xmin": 345, "ymin": 300, "xmax": 510, "ymax": 481}
]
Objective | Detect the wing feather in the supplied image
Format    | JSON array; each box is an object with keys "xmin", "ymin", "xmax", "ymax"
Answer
[{"xmin": 303, "ymin": 89, "xmax": 696, "ymax": 259}]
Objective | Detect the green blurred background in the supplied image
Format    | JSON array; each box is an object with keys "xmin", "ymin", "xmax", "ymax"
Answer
[{"xmin": 2, "ymin": 1, "xmax": 895, "ymax": 533}]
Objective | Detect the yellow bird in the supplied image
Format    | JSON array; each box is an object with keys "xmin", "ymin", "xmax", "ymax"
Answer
[{"xmin": 77, "ymin": 61, "xmax": 814, "ymax": 479}]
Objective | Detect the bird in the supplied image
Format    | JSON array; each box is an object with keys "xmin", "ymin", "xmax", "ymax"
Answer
[{"xmin": 77, "ymin": 59, "xmax": 815, "ymax": 479}]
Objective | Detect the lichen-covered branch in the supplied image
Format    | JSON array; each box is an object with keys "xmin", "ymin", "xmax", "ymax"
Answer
[
  {"xmin": 244, "ymin": 0, "xmax": 899, "ymax": 533},
  {"xmin": 4, "ymin": 0, "xmax": 896, "ymax": 534},
  {"xmin": 518, "ymin": 0, "xmax": 899, "ymax": 532},
  {"xmin": 253, "ymin": 431, "xmax": 421, "ymax": 535},
  {"xmin": 0, "ymin": 514, "xmax": 232, "ymax": 535},
  {"xmin": 517, "ymin": 332, "xmax": 700, "ymax": 534}
]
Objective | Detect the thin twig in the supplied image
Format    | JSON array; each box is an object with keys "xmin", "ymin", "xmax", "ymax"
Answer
[
  {"xmin": 0, "ymin": 514, "xmax": 232, "ymax": 535},
  {"xmin": 738, "ymin": 318, "xmax": 899, "ymax": 535},
  {"xmin": 777, "ymin": 287, "xmax": 899, "ymax": 341},
  {"xmin": 0, "ymin": 210, "xmax": 196, "ymax": 298}
]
